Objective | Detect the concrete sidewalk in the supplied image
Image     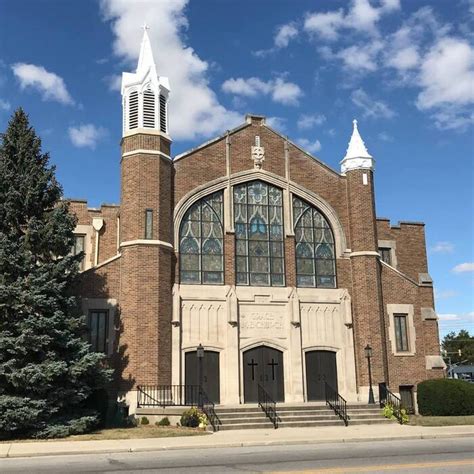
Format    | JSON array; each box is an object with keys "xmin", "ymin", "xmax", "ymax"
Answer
[{"xmin": 1, "ymin": 424, "xmax": 473, "ymax": 459}]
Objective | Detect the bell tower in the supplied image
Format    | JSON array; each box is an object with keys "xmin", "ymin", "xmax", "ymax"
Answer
[
  {"xmin": 119, "ymin": 26, "xmax": 174, "ymax": 391},
  {"xmin": 342, "ymin": 120, "xmax": 388, "ymax": 399}
]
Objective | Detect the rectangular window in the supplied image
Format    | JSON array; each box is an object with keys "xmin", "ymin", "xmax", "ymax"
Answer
[
  {"xmin": 87, "ymin": 310, "xmax": 109, "ymax": 353},
  {"xmin": 379, "ymin": 247, "xmax": 392, "ymax": 265},
  {"xmin": 145, "ymin": 209, "xmax": 153, "ymax": 239},
  {"xmin": 72, "ymin": 234, "xmax": 85, "ymax": 270},
  {"xmin": 394, "ymin": 314, "xmax": 409, "ymax": 352}
]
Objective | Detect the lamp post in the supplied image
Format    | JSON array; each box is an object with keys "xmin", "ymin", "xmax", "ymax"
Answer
[
  {"xmin": 197, "ymin": 343, "xmax": 204, "ymax": 407},
  {"xmin": 365, "ymin": 344, "xmax": 375, "ymax": 404}
]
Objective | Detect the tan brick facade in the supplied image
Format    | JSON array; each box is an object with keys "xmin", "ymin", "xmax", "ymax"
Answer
[{"xmin": 70, "ymin": 115, "xmax": 443, "ymax": 407}]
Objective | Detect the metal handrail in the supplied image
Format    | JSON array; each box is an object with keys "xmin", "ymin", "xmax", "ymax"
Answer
[
  {"xmin": 379, "ymin": 383, "xmax": 404, "ymax": 424},
  {"xmin": 198, "ymin": 387, "xmax": 221, "ymax": 432},
  {"xmin": 137, "ymin": 384, "xmax": 201, "ymax": 407},
  {"xmin": 325, "ymin": 381, "xmax": 349, "ymax": 426},
  {"xmin": 257, "ymin": 384, "xmax": 279, "ymax": 429}
]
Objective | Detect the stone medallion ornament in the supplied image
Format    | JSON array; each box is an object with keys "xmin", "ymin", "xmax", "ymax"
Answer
[{"xmin": 251, "ymin": 135, "xmax": 265, "ymax": 169}]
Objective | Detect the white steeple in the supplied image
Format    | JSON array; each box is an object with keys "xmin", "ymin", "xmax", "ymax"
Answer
[
  {"xmin": 340, "ymin": 119, "xmax": 374, "ymax": 173},
  {"xmin": 121, "ymin": 25, "xmax": 171, "ymax": 136}
]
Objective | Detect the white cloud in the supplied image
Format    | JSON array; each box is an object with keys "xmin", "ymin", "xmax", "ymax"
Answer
[
  {"xmin": 435, "ymin": 290, "xmax": 458, "ymax": 299},
  {"xmin": 104, "ymin": 74, "xmax": 121, "ymax": 92},
  {"xmin": 416, "ymin": 37, "xmax": 474, "ymax": 130},
  {"xmin": 11, "ymin": 63, "xmax": 74, "ymax": 105},
  {"xmin": 297, "ymin": 137, "xmax": 322, "ymax": 154},
  {"xmin": 417, "ymin": 37, "xmax": 474, "ymax": 109},
  {"xmin": 297, "ymin": 114, "xmax": 326, "ymax": 130},
  {"xmin": 304, "ymin": 10, "xmax": 345, "ymax": 41},
  {"xmin": 430, "ymin": 241, "xmax": 454, "ymax": 254},
  {"xmin": 304, "ymin": 0, "xmax": 400, "ymax": 40},
  {"xmin": 378, "ymin": 131, "xmax": 393, "ymax": 141},
  {"xmin": 68, "ymin": 124, "xmax": 107, "ymax": 149},
  {"xmin": 0, "ymin": 98, "xmax": 10, "ymax": 111},
  {"xmin": 438, "ymin": 314, "xmax": 460, "ymax": 321},
  {"xmin": 100, "ymin": 0, "xmax": 241, "ymax": 141},
  {"xmin": 336, "ymin": 41, "xmax": 384, "ymax": 72},
  {"xmin": 351, "ymin": 88, "xmax": 395, "ymax": 119},
  {"xmin": 452, "ymin": 262, "xmax": 474, "ymax": 273},
  {"xmin": 387, "ymin": 46, "xmax": 420, "ymax": 71},
  {"xmin": 222, "ymin": 77, "xmax": 302, "ymax": 106},
  {"xmin": 266, "ymin": 116, "xmax": 287, "ymax": 131},
  {"xmin": 274, "ymin": 23, "xmax": 298, "ymax": 48}
]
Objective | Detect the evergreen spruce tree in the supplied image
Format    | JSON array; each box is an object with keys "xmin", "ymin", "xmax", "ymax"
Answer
[{"xmin": 0, "ymin": 109, "xmax": 112, "ymax": 439}]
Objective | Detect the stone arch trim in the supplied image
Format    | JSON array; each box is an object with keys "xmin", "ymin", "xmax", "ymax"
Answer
[
  {"xmin": 174, "ymin": 169, "xmax": 348, "ymax": 257},
  {"xmin": 240, "ymin": 339, "xmax": 287, "ymax": 353}
]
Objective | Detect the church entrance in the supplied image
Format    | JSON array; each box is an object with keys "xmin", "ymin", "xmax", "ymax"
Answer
[
  {"xmin": 243, "ymin": 346, "xmax": 284, "ymax": 403},
  {"xmin": 305, "ymin": 350, "xmax": 338, "ymax": 401},
  {"xmin": 185, "ymin": 350, "xmax": 220, "ymax": 404}
]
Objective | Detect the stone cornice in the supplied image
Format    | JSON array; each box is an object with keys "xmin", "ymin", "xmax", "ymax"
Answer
[
  {"xmin": 122, "ymin": 149, "xmax": 171, "ymax": 160},
  {"xmin": 120, "ymin": 239, "xmax": 173, "ymax": 250}
]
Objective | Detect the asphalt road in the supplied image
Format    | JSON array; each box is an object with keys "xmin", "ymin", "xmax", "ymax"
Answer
[{"xmin": 0, "ymin": 437, "xmax": 473, "ymax": 473}]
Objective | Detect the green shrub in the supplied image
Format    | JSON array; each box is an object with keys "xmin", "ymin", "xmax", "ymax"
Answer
[
  {"xmin": 417, "ymin": 379, "xmax": 474, "ymax": 416},
  {"xmin": 156, "ymin": 417, "xmax": 170, "ymax": 427},
  {"xmin": 140, "ymin": 416, "xmax": 150, "ymax": 425},
  {"xmin": 180, "ymin": 407, "xmax": 207, "ymax": 428},
  {"xmin": 382, "ymin": 403, "xmax": 409, "ymax": 424}
]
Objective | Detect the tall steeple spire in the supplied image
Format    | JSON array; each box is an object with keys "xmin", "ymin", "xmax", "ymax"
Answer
[
  {"xmin": 136, "ymin": 24, "xmax": 156, "ymax": 76},
  {"xmin": 121, "ymin": 25, "xmax": 171, "ymax": 137},
  {"xmin": 340, "ymin": 119, "xmax": 374, "ymax": 173}
]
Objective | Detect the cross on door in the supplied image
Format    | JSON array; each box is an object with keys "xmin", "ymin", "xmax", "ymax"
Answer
[
  {"xmin": 268, "ymin": 358, "xmax": 278, "ymax": 380},
  {"xmin": 248, "ymin": 358, "xmax": 258, "ymax": 380}
]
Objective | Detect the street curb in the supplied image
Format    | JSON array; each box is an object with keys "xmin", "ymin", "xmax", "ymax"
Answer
[{"xmin": 1, "ymin": 432, "xmax": 473, "ymax": 459}]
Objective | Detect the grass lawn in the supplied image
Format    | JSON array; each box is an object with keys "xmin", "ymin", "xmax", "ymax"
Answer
[
  {"xmin": 409, "ymin": 415, "xmax": 474, "ymax": 426},
  {"xmin": 2, "ymin": 425, "xmax": 210, "ymax": 443}
]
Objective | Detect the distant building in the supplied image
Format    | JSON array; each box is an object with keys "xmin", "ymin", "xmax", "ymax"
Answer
[{"xmin": 70, "ymin": 30, "xmax": 445, "ymax": 414}]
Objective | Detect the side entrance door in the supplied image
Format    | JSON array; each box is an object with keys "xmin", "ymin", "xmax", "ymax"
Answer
[
  {"xmin": 243, "ymin": 346, "xmax": 284, "ymax": 403},
  {"xmin": 305, "ymin": 350, "xmax": 338, "ymax": 401},
  {"xmin": 185, "ymin": 350, "xmax": 220, "ymax": 404}
]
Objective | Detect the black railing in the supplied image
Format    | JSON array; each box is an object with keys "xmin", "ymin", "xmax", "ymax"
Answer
[
  {"xmin": 137, "ymin": 384, "xmax": 201, "ymax": 408},
  {"xmin": 379, "ymin": 383, "xmax": 403, "ymax": 424},
  {"xmin": 258, "ymin": 384, "xmax": 279, "ymax": 428},
  {"xmin": 199, "ymin": 387, "xmax": 221, "ymax": 432},
  {"xmin": 325, "ymin": 382, "xmax": 349, "ymax": 426}
]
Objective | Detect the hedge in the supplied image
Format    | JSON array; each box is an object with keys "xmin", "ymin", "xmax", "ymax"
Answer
[{"xmin": 417, "ymin": 379, "xmax": 474, "ymax": 416}]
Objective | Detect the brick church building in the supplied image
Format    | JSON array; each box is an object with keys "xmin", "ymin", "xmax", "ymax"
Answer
[{"xmin": 71, "ymin": 30, "xmax": 445, "ymax": 414}]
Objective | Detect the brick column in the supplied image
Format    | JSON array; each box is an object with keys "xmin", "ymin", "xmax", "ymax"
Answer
[
  {"xmin": 346, "ymin": 169, "xmax": 388, "ymax": 393},
  {"xmin": 118, "ymin": 132, "xmax": 174, "ymax": 389}
]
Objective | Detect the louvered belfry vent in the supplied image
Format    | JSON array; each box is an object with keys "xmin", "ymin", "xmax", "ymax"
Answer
[
  {"xmin": 129, "ymin": 91, "xmax": 139, "ymax": 129},
  {"xmin": 159, "ymin": 94, "xmax": 167, "ymax": 133},
  {"xmin": 143, "ymin": 90, "xmax": 155, "ymax": 128},
  {"xmin": 122, "ymin": 29, "xmax": 170, "ymax": 136}
]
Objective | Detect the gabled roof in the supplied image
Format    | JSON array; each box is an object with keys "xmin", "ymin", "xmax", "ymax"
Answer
[{"xmin": 173, "ymin": 114, "xmax": 342, "ymax": 177}]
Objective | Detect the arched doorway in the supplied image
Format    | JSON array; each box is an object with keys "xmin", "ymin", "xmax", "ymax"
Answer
[
  {"xmin": 305, "ymin": 350, "xmax": 338, "ymax": 401},
  {"xmin": 243, "ymin": 346, "xmax": 284, "ymax": 403},
  {"xmin": 185, "ymin": 350, "xmax": 220, "ymax": 404}
]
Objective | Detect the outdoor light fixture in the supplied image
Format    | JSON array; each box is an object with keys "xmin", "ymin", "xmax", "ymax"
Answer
[
  {"xmin": 197, "ymin": 343, "xmax": 204, "ymax": 359},
  {"xmin": 365, "ymin": 344, "xmax": 375, "ymax": 404}
]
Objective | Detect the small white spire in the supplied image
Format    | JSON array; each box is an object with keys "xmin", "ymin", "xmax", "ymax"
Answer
[
  {"xmin": 136, "ymin": 26, "xmax": 156, "ymax": 75},
  {"xmin": 340, "ymin": 119, "xmax": 375, "ymax": 173}
]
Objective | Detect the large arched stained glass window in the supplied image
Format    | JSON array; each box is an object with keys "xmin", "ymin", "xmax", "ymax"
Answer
[
  {"xmin": 293, "ymin": 196, "xmax": 336, "ymax": 288},
  {"xmin": 234, "ymin": 181, "xmax": 285, "ymax": 286},
  {"xmin": 179, "ymin": 192, "xmax": 224, "ymax": 284}
]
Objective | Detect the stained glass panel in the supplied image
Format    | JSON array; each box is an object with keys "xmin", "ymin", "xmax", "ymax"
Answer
[
  {"xmin": 293, "ymin": 196, "xmax": 336, "ymax": 288},
  {"xmin": 234, "ymin": 181, "xmax": 285, "ymax": 287},
  {"xmin": 179, "ymin": 191, "xmax": 224, "ymax": 284}
]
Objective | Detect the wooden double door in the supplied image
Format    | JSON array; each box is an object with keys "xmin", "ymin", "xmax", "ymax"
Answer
[
  {"xmin": 185, "ymin": 350, "xmax": 220, "ymax": 404},
  {"xmin": 243, "ymin": 346, "xmax": 284, "ymax": 403},
  {"xmin": 305, "ymin": 350, "xmax": 338, "ymax": 401}
]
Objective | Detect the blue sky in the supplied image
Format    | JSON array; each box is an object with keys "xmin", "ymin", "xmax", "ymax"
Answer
[{"xmin": 0, "ymin": 0, "xmax": 473, "ymax": 338}]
